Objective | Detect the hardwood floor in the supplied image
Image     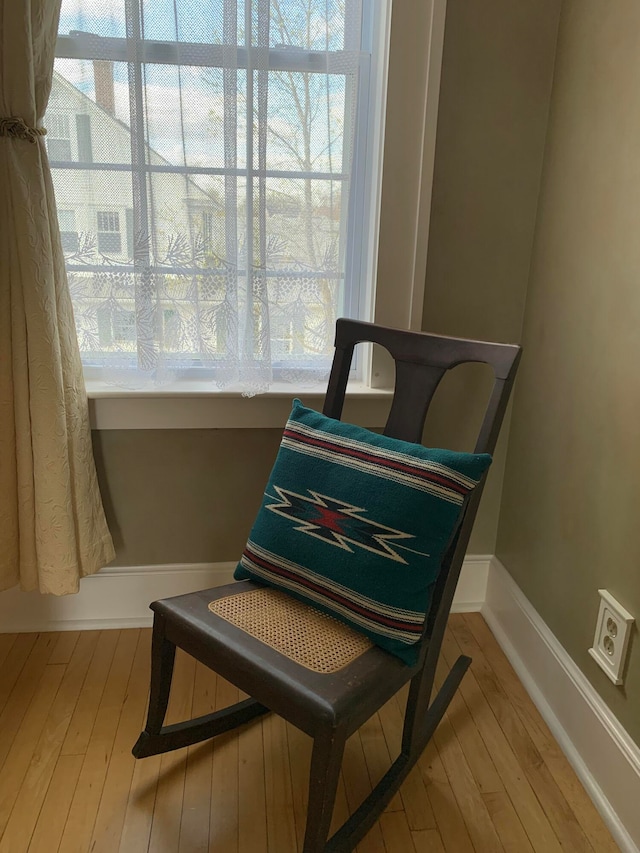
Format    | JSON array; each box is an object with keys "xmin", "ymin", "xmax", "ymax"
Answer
[{"xmin": 0, "ymin": 614, "xmax": 620, "ymax": 852}]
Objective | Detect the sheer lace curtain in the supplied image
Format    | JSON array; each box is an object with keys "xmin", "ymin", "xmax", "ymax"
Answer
[
  {"xmin": 0, "ymin": 0, "xmax": 115, "ymax": 594},
  {"xmin": 49, "ymin": 0, "xmax": 364, "ymax": 393}
]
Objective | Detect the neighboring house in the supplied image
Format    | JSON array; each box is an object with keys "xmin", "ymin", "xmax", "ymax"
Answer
[
  {"xmin": 47, "ymin": 67, "xmax": 230, "ymax": 355},
  {"xmin": 47, "ymin": 66, "xmax": 224, "ymax": 264}
]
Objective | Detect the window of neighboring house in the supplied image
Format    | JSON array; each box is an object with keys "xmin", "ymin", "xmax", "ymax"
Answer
[
  {"xmin": 76, "ymin": 114, "xmax": 93, "ymax": 162},
  {"xmin": 97, "ymin": 211, "xmax": 122, "ymax": 254},
  {"xmin": 47, "ymin": 113, "xmax": 72, "ymax": 160},
  {"xmin": 58, "ymin": 209, "xmax": 78, "ymax": 253},
  {"xmin": 201, "ymin": 212, "xmax": 214, "ymax": 244},
  {"xmin": 188, "ymin": 209, "xmax": 215, "ymax": 243},
  {"xmin": 97, "ymin": 304, "xmax": 136, "ymax": 346}
]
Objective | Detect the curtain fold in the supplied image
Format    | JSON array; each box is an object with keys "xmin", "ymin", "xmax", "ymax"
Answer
[{"xmin": 0, "ymin": 0, "xmax": 115, "ymax": 595}]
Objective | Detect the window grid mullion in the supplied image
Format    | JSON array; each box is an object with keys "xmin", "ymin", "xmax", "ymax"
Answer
[
  {"xmin": 55, "ymin": 35, "xmax": 357, "ymax": 75},
  {"xmin": 125, "ymin": 0, "xmax": 155, "ymax": 367}
]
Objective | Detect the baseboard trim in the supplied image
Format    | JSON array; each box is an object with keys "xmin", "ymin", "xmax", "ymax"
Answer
[
  {"xmin": 483, "ymin": 557, "xmax": 640, "ymax": 853},
  {"xmin": 0, "ymin": 562, "xmax": 237, "ymax": 633},
  {"xmin": 0, "ymin": 554, "xmax": 491, "ymax": 633}
]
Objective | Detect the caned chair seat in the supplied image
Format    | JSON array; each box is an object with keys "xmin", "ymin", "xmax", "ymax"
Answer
[{"xmin": 152, "ymin": 580, "xmax": 414, "ymax": 736}]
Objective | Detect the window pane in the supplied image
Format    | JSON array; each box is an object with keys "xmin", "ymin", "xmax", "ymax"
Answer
[
  {"xmin": 48, "ymin": 138, "xmax": 72, "ymax": 160},
  {"xmin": 141, "ymin": 0, "xmax": 227, "ymax": 43},
  {"xmin": 97, "ymin": 232, "xmax": 122, "ymax": 253},
  {"xmin": 61, "ymin": 232, "xmax": 80, "ymax": 253},
  {"xmin": 76, "ymin": 114, "xmax": 93, "ymax": 162},
  {"xmin": 50, "ymin": 60, "xmax": 132, "ymax": 165},
  {"xmin": 58, "ymin": 0, "xmax": 127, "ymax": 39},
  {"xmin": 59, "ymin": 210, "xmax": 76, "ymax": 230}
]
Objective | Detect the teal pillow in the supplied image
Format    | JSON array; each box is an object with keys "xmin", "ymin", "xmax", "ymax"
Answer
[{"xmin": 234, "ymin": 400, "xmax": 491, "ymax": 665}]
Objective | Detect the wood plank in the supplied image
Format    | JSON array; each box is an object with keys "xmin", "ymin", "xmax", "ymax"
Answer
[
  {"xmin": 89, "ymin": 630, "xmax": 152, "ymax": 853},
  {"xmin": 443, "ymin": 622, "xmax": 564, "ymax": 853},
  {"xmin": 0, "ymin": 634, "xmax": 17, "ymax": 671},
  {"xmin": 0, "ymin": 633, "xmax": 59, "ymax": 769},
  {"xmin": 27, "ymin": 754, "xmax": 84, "ymax": 853},
  {"xmin": 378, "ymin": 694, "xmax": 436, "ymax": 831},
  {"xmin": 417, "ymin": 738, "xmax": 475, "ymax": 853},
  {"xmin": 483, "ymin": 791, "xmax": 535, "ymax": 853},
  {"xmin": 432, "ymin": 705, "xmax": 504, "ymax": 852},
  {"xmin": 118, "ymin": 749, "xmax": 162, "ymax": 853},
  {"xmin": 342, "ymin": 732, "xmax": 386, "ymax": 853},
  {"xmin": 464, "ymin": 614, "xmax": 619, "ymax": 853},
  {"xmin": 147, "ymin": 648, "xmax": 196, "ymax": 853},
  {"xmin": 411, "ymin": 828, "xmax": 446, "ymax": 853},
  {"xmin": 177, "ymin": 661, "xmax": 216, "ymax": 853},
  {"xmin": 209, "ymin": 675, "xmax": 240, "ymax": 853},
  {"xmin": 450, "ymin": 616, "xmax": 594, "ymax": 852},
  {"xmin": 58, "ymin": 629, "xmax": 139, "ymax": 853},
  {"xmin": 379, "ymin": 810, "xmax": 417, "ymax": 852},
  {"xmin": 427, "ymin": 658, "xmax": 503, "ymax": 853},
  {"xmin": 263, "ymin": 711, "xmax": 297, "ymax": 853},
  {"xmin": 48, "ymin": 632, "xmax": 81, "ymax": 665},
  {"xmin": 238, "ymin": 710, "xmax": 268, "ymax": 853},
  {"xmin": 0, "ymin": 633, "xmax": 37, "ymax": 715},
  {"xmin": 61, "ymin": 629, "xmax": 120, "ymax": 756},
  {"xmin": 286, "ymin": 721, "xmax": 311, "ymax": 850},
  {"xmin": 0, "ymin": 664, "xmax": 65, "ymax": 839},
  {"xmin": 438, "ymin": 640, "xmax": 504, "ymax": 795},
  {"xmin": 0, "ymin": 632, "xmax": 98, "ymax": 853}
]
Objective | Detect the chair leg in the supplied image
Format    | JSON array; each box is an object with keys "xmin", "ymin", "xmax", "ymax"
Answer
[
  {"xmin": 303, "ymin": 727, "xmax": 347, "ymax": 853},
  {"xmin": 324, "ymin": 656, "xmax": 472, "ymax": 853},
  {"xmin": 402, "ymin": 653, "xmax": 471, "ymax": 758},
  {"xmin": 143, "ymin": 613, "xmax": 176, "ymax": 736},
  {"xmin": 132, "ymin": 613, "xmax": 270, "ymax": 759}
]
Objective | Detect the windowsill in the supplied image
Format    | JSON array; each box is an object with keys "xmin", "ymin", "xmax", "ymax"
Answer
[{"xmin": 87, "ymin": 380, "xmax": 393, "ymax": 429}]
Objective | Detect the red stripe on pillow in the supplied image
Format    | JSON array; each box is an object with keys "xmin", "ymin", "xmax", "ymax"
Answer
[
  {"xmin": 283, "ymin": 428, "xmax": 469, "ymax": 495},
  {"xmin": 243, "ymin": 546, "xmax": 424, "ymax": 635}
]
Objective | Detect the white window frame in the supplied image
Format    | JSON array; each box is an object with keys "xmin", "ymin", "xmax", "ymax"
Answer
[{"xmin": 69, "ymin": 0, "xmax": 447, "ymax": 429}]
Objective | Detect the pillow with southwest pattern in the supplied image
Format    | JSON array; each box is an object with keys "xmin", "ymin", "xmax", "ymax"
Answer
[{"xmin": 234, "ymin": 400, "xmax": 491, "ymax": 665}]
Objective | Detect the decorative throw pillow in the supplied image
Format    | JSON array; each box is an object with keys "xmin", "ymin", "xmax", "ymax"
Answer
[{"xmin": 234, "ymin": 400, "xmax": 491, "ymax": 665}]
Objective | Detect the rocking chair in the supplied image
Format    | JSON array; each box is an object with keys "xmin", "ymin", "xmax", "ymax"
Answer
[{"xmin": 132, "ymin": 318, "xmax": 521, "ymax": 852}]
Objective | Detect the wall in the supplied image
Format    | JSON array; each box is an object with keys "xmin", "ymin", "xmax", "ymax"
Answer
[
  {"xmin": 93, "ymin": 428, "xmax": 283, "ymax": 566},
  {"xmin": 422, "ymin": 0, "xmax": 561, "ymax": 552},
  {"xmin": 93, "ymin": 0, "xmax": 562, "ymax": 569},
  {"xmin": 497, "ymin": 0, "xmax": 640, "ymax": 745}
]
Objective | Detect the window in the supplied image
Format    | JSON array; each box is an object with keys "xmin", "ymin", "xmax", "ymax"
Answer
[
  {"xmin": 58, "ymin": 209, "xmax": 79, "ymax": 253},
  {"xmin": 97, "ymin": 304, "xmax": 136, "ymax": 346},
  {"xmin": 48, "ymin": 0, "xmax": 387, "ymax": 389},
  {"xmin": 96, "ymin": 211, "xmax": 122, "ymax": 254},
  {"xmin": 47, "ymin": 113, "xmax": 72, "ymax": 160},
  {"xmin": 76, "ymin": 114, "xmax": 93, "ymax": 162}
]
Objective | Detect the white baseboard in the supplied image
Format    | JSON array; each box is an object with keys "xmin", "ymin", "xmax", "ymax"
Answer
[
  {"xmin": 0, "ymin": 563, "xmax": 237, "ymax": 633},
  {"xmin": 483, "ymin": 557, "xmax": 640, "ymax": 853},
  {"xmin": 0, "ymin": 554, "xmax": 491, "ymax": 634},
  {"xmin": 451, "ymin": 554, "xmax": 491, "ymax": 613}
]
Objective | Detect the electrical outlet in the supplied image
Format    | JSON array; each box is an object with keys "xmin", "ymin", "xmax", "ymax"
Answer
[{"xmin": 588, "ymin": 590, "xmax": 634, "ymax": 686}]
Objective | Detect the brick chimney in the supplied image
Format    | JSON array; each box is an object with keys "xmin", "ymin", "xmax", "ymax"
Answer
[{"xmin": 93, "ymin": 60, "xmax": 115, "ymax": 114}]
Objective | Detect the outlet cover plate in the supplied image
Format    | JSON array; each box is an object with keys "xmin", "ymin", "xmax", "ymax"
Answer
[{"xmin": 588, "ymin": 589, "xmax": 634, "ymax": 686}]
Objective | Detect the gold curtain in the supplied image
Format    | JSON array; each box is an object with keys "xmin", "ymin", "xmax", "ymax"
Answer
[{"xmin": 0, "ymin": 0, "xmax": 115, "ymax": 594}]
